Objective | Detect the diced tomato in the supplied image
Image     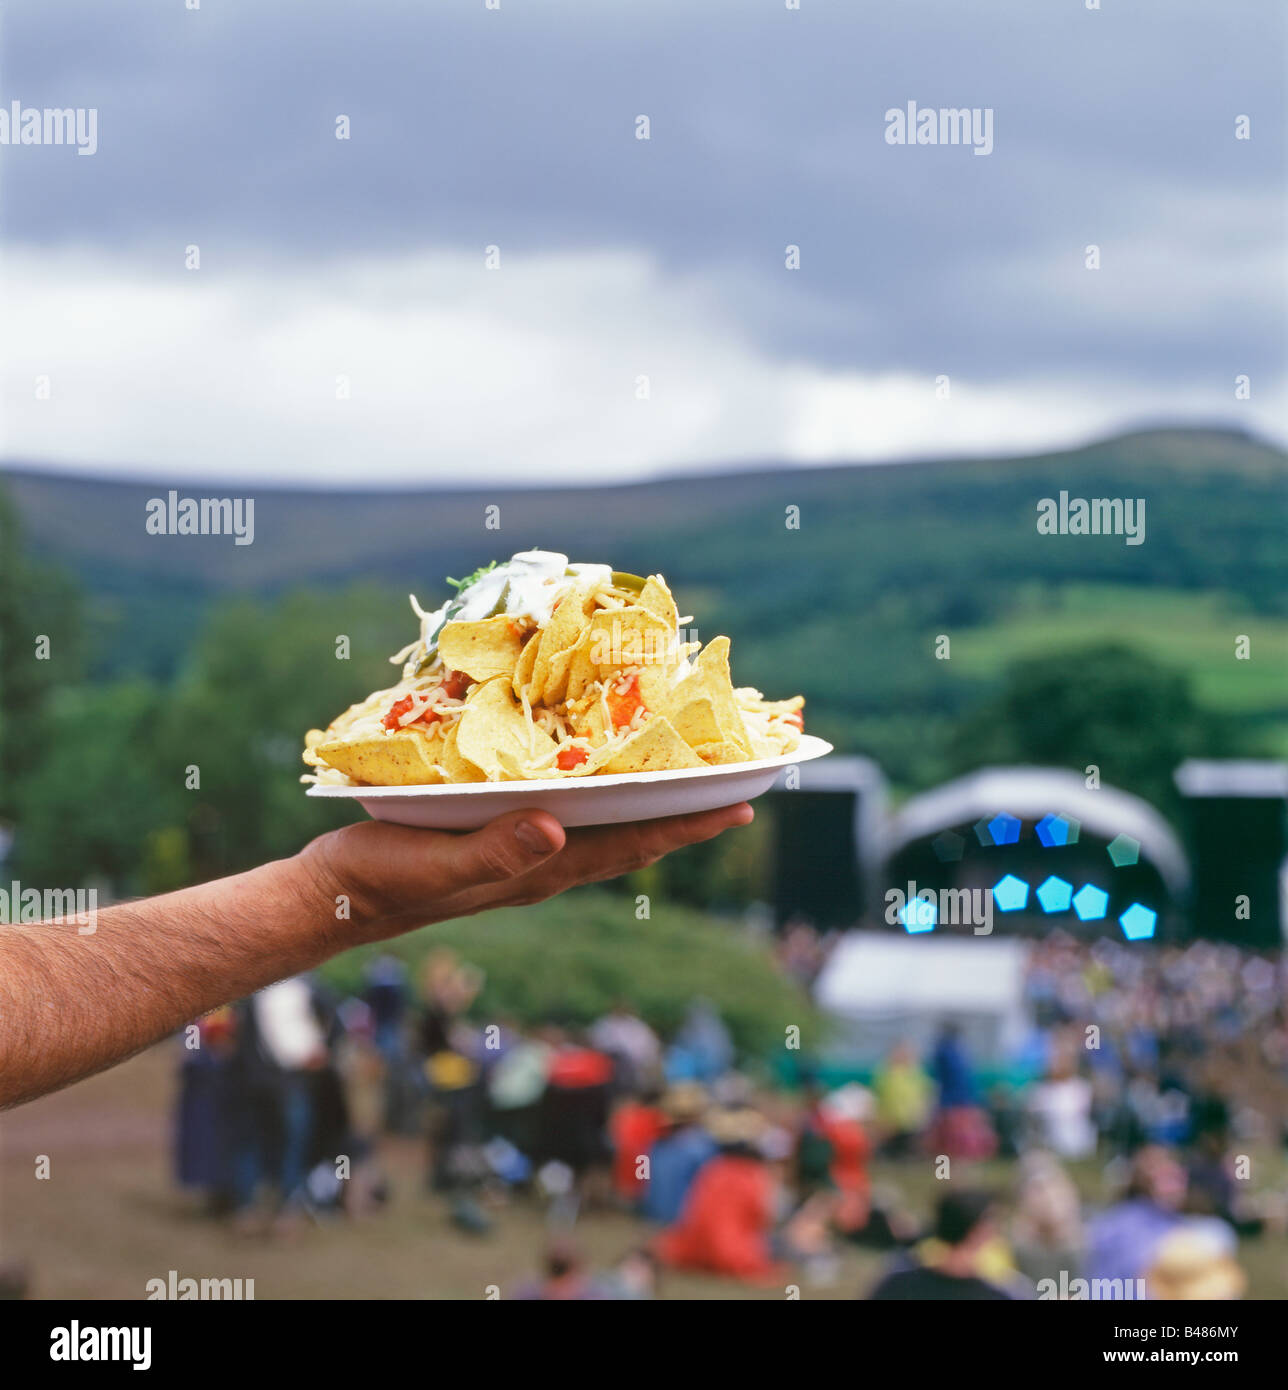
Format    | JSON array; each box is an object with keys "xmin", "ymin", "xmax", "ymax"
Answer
[
  {"xmin": 382, "ymin": 695, "xmax": 415, "ymax": 730},
  {"xmin": 441, "ymin": 669, "xmax": 473, "ymax": 700},
  {"xmin": 556, "ymin": 746, "xmax": 589, "ymax": 770},
  {"xmin": 606, "ymin": 672, "xmax": 645, "ymax": 728},
  {"xmin": 785, "ymin": 712, "xmax": 804, "ymax": 730},
  {"xmin": 383, "ymin": 695, "xmax": 444, "ymax": 731}
]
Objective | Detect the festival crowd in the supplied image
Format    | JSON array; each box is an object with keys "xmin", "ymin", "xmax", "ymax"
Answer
[{"xmin": 173, "ymin": 930, "xmax": 1287, "ymax": 1299}]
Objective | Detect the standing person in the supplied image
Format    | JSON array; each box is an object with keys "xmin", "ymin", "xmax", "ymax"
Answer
[
  {"xmin": 417, "ymin": 949, "xmax": 489, "ymax": 1218},
  {"xmin": 226, "ymin": 976, "xmax": 329, "ymax": 1233},
  {"xmin": 538, "ymin": 1029, "xmax": 616, "ymax": 1207},
  {"xmin": 872, "ymin": 1041, "xmax": 933, "ymax": 1158},
  {"xmin": 423, "ymin": 1048, "xmax": 491, "ymax": 1232},
  {"xmin": 666, "ymin": 1000, "xmax": 735, "ymax": 1084},
  {"xmin": 928, "ymin": 1022, "xmax": 997, "ymax": 1160},
  {"xmin": 330, "ymin": 999, "xmax": 391, "ymax": 1216},
  {"xmin": 589, "ymin": 1002, "xmax": 662, "ymax": 1094},
  {"xmin": 485, "ymin": 1023, "xmax": 552, "ymax": 1166},
  {"xmin": 1026, "ymin": 1054, "xmax": 1097, "ymax": 1159},
  {"xmin": 655, "ymin": 1107, "xmax": 784, "ymax": 1284},
  {"xmin": 362, "ymin": 953, "xmax": 414, "ymax": 1132},
  {"xmin": 173, "ymin": 1005, "xmax": 237, "ymax": 1212},
  {"xmin": 867, "ymin": 1191, "xmax": 1015, "ymax": 1300}
]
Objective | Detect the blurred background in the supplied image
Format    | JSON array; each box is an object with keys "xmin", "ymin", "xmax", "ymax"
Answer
[{"xmin": 0, "ymin": 0, "xmax": 1285, "ymax": 1300}]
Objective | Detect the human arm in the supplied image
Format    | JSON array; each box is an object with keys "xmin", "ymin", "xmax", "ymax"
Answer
[{"xmin": 0, "ymin": 803, "xmax": 752, "ymax": 1108}]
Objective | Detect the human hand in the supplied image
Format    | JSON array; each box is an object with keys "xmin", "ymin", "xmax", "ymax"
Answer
[{"xmin": 295, "ymin": 803, "xmax": 754, "ymax": 946}]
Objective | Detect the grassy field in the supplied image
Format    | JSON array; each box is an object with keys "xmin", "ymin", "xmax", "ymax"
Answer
[
  {"xmin": 951, "ymin": 585, "xmax": 1288, "ymax": 717},
  {"xmin": 2, "ymin": 1046, "xmax": 1285, "ymax": 1301}
]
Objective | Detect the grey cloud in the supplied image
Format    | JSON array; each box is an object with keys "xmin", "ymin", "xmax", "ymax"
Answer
[{"xmin": 1, "ymin": 0, "xmax": 1283, "ymax": 394}]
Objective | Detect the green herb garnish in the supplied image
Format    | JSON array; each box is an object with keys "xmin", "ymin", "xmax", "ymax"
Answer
[{"xmin": 446, "ymin": 561, "xmax": 499, "ymax": 593}]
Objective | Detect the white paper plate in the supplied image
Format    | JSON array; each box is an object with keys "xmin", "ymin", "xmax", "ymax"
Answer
[{"xmin": 307, "ymin": 733, "xmax": 833, "ymax": 829}]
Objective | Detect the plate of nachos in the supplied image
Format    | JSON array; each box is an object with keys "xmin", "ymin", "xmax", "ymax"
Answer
[{"xmin": 303, "ymin": 550, "xmax": 829, "ymax": 827}]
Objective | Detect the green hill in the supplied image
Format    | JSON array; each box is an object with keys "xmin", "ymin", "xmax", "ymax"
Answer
[{"xmin": 4, "ymin": 425, "xmax": 1286, "ymax": 809}]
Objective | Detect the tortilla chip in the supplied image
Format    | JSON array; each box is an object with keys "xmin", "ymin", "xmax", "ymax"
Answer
[
  {"xmin": 658, "ymin": 636, "xmax": 751, "ymax": 755},
  {"xmin": 598, "ymin": 716, "xmax": 704, "ymax": 773},
  {"xmin": 496, "ymin": 747, "xmax": 539, "ymax": 780},
  {"xmin": 454, "ymin": 674, "xmax": 557, "ymax": 780},
  {"xmin": 665, "ymin": 694, "xmax": 725, "ymax": 748},
  {"xmin": 576, "ymin": 695, "xmax": 613, "ymax": 745},
  {"xmin": 564, "ymin": 608, "xmax": 678, "ymax": 703},
  {"xmin": 437, "ymin": 616, "xmax": 523, "ymax": 683},
  {"xmin": 691, "ymin": 739, "xmax": 749, "ymax": 765},
  {"xmin": 437, "ymin": 719, "xmax": 487, "ymax": 783},
  {"xmin": 637, "ymin": 574, "xmax": 679, "ymax": 630},
  {"xmin": 529, "ymin": 581, "xmax": 598, "ymax": 705},
  {"xmin": 314, "ymin": 725, "xmax": 449, "ymax": 786},
  {"xmin": 512, "ymin": 631, "xmax": 540, "ymax": 700}
]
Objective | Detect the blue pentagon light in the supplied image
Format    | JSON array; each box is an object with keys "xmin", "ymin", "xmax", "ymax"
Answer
[
  {"xmin": 1036, "ymin": 814, "xmax": 1067, "ymax": 847},
  {"xmin": 992, "ymin": 874, "xmax": 1029, "ymax": 911},
  {"xmin": 932, "ymin": 831, "xmax": 966, "ymax": 864},
  {"xmin": 1035, "ymin": 875, "xmax": 1073, "ymax": 913},
  {"xmin": 972, "ymin": 817, "xmax": 994, "ymax": 847},
  {"xmin": 1072, "ymin": 883, "xmax": 1109, "ymax": 921},
  {"xmin": 1119, "ymin": 902, "xmax": 1157, "ymax": 941},
  {"xmin": 988, "ymin": 813, "xmax": 1021, "ymax": 846},
  {"xmin": 1036, "ymin": 813, "xmax": 1081, "ymax": 846},
  {"xmin": 1107, "ymin": 834, "xmax": 1141, "ymax": 868},
  {"xmin": 901, "ymin": 897, "xmax": 937, "ymax": 933}
]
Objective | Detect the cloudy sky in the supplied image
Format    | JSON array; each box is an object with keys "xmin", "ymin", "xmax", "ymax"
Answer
[{"xmin": 0, "ymin": 0, "xmax": 1283, "ymax": 484}]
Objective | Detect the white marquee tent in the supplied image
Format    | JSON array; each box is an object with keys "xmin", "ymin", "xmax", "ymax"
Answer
[{"xmin": 813, "ymin": 932, "xmax": 1032, "ymax": 1063}]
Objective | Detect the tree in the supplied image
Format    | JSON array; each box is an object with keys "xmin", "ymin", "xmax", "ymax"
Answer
[
  {"xmin": 0, "ymin": 485, "xmax": 82, "ymax": 826},
  {"xmin": 11, "ymin": 681, "xmax": 182, "ymax": 891},
  {"xmin": 946, "ymin": 644, "xmax": 1239, "ymax": 819}
]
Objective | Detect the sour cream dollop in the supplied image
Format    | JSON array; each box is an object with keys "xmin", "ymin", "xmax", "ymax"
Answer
[{"xmin": 410, "ymin": 551, "xmax": 612, "ymax": 661}]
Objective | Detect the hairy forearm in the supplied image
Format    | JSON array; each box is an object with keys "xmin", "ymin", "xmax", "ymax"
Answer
[
  {"xmin": 0, "ymin": 803, "xmax": 751, "ymax": 1110},
  {"xmin": 0, "ymin": 855, "xmax": 336, "ymax": 1109}
]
